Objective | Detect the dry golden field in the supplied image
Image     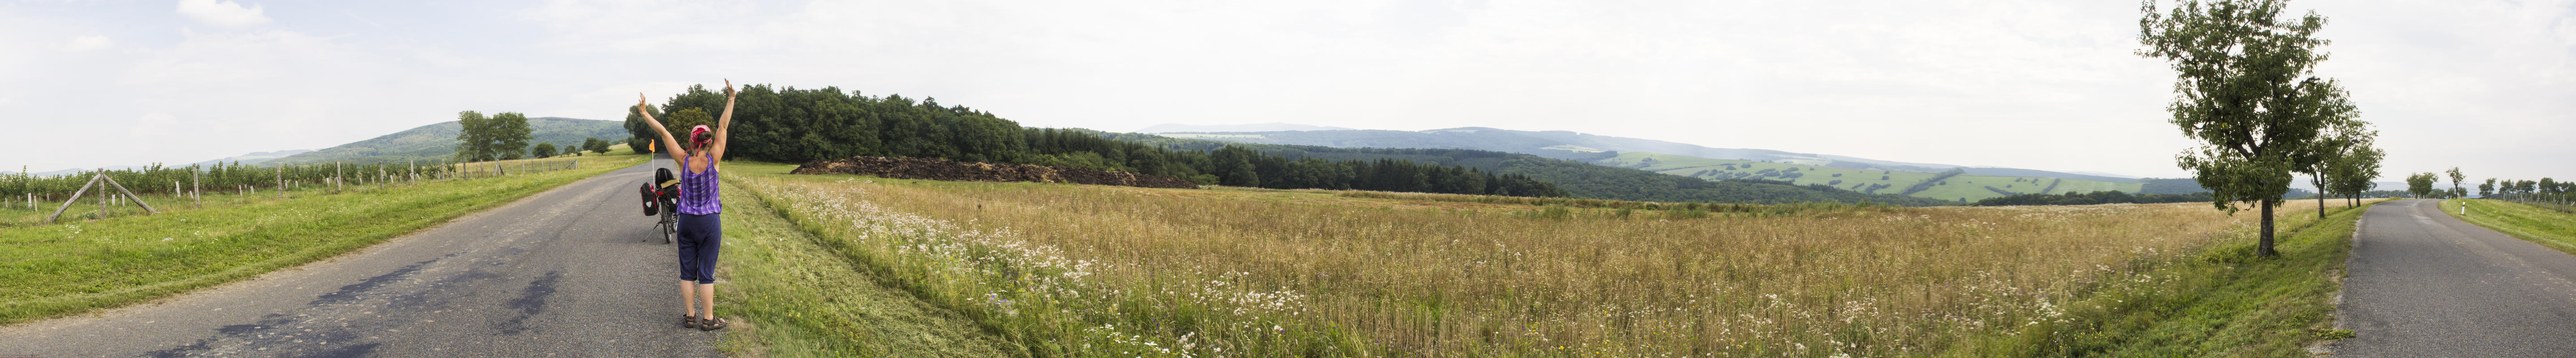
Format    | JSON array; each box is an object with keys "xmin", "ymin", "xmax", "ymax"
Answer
[{"xmin": 730, "ymin": 165, "xmax": 2364, "ymax": 357}]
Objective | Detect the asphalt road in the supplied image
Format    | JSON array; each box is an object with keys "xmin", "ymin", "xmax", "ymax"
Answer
[
  {"xmin": 2330, "ymin": 199, "xmax": 2576, "ymax": 357},
  {"xmin": 0, "ymin": 155, "xmax": 723, "ymax": 358}
]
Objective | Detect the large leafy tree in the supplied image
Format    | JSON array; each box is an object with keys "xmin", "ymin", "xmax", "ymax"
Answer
[
  {"xmin": 2309, "ymin": 127, "xmax": 2376, "ymax": 216},
  {"xmin": 452, "ymin": 111, "xmax": 489, "ymax": 162},
  {"xmin": 2140, "ymin": 0, "xmax": 2360, "ymax": 256},
  {"xmin": 483, "ymin": 112, "xmax": 534, "ymax": 160}
]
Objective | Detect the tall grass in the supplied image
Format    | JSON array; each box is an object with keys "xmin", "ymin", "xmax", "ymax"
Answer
[
  {"xmin": 0, "ymin": 154, "xmax": 642, "ymax": 325},
  {"xmin": 729, "ymin": 160, "xmax": 2365, "ymax": 357}
]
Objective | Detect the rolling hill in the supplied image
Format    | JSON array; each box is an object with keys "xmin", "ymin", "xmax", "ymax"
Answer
[
  {"xmin": 1151, "ymin": 125, "xmax": 2162, "ymax": 202},
  {"xmin": 1134, "ymin": 123, "xmax": 1353, "ymax": 133},
  {"xmin": 1154, "ymin": 126, "xmax": 2136, "ymax": 182},
  {"xmin": 1597, "ymin": 152, "xmax": 2146, "ymax": 203},
  {"xmin": 267, "ymin": 117, "xmax": 628, "ymax": 165},
  {"xmin": 1098, "ymin": 132, "xmax": 1962, "ymax": 206}
]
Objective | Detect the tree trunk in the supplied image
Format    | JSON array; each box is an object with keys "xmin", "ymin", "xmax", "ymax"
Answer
[
  {"xmin": 2258, "ymin": 200, "xmax": 2278, "ymax": 257},
  {"xmin": 2316, "ymin": 175, "xmax": 2327, "ymax": 219}
]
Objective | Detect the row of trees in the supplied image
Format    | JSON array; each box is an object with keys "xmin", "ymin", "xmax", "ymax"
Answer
[
  {"xmin": 627, "ymin": 85, "xmax": 1565, "ymax": 198},
  {"xmin": 454, "ymin": 111, "xmax": 534, "ymax": 163},
  {"xmin": 2142, "ymin": 0, "xmax": 2380, "ymax": 256},
  {"xmin": 2480, "ymin": 177, "xmax": 2572, "ymax": 197},
  {"xmin": 1973, "ymin": 190, "xmax": 2214, "ymax": 206},
  {"xmin": 527, "ymin": 138, "xmax": 620, "ymax": 158},
  {"xmin": 578, "ymin": 138, "xmax": 615, "ymax": 154}
]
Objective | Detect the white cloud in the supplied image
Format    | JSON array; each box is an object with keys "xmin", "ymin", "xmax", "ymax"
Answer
[
  {"xmin": 129, "ymin": 112, "xmax": 179, "ymax": 139},
  {"xmin": 176, "ymin": 0, "xmax": 272, "ymax": 28},
  {"xmin": 64, "ymin": 35, "xmax": 112, "ymax": 51}
]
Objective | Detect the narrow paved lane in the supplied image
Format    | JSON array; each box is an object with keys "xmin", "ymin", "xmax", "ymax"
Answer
[
  {"xmin": 0, "ymin": 156, "xmax": 722, "ymax": 357},
  {"xmin": 2331, "ymin": 199, "xmax": 2576, "ymax": 357}
]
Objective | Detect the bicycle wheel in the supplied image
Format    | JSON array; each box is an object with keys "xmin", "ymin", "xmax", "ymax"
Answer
[{"xmin": 661, "ymin": 211, "xmax": 677, "ymax": 244}]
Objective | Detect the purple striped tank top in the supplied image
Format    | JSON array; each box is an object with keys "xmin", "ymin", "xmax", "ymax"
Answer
[{"xmin": 677, "ymin": 155, "xmax": 721, "ymax": 215}]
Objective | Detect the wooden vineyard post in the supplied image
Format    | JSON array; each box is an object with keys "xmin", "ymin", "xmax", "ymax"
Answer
[
  {"xmin": 192, "ymin": 168, "xmax": 201, "ymax": 208},
  {"xmin": 95, "ymin": 171, "xmax": 106, "ymax": 219},
  {"xmin": 409, "ymin": 160, "xmax": 417, "ymax": 186},
  {"xmin": 47, "ymin": 172, "xmax": 101, "ymax": 224},
  {"xmin": 336, "ymin": 162, "xmax": 343, "ymax": 192},
  {"xmin": 276, "ymin": 164, "xmax": 284, "ymax": 200},
  {"xmin": 99, "ymin": 174, "xmax": 158, "ymax": 214}
]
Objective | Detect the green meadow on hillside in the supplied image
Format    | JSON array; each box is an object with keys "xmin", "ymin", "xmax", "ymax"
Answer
[{"xmin": 1597, "ymin": 152, "xmax": 2144, "ymax": 202}]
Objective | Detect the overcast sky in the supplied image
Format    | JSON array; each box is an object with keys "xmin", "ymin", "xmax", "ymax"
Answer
[{"xmin": 4, "ymin": 0, "xmax": 2570, "ymax": 181}]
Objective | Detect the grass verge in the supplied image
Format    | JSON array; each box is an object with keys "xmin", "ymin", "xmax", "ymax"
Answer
[
  {"xmin": 713, "ymin": 177, "xmax": 1022, "ymax": 358},
  {"xmin": 2442, "ymin": 199, "xmax": 2576, "ymax": 255},
  {"xmin": 1993, "ymin": 200, "xmax": 2383, "ymax": 357},
  {"xmin": 0, "ymin": 154, "xmax": 642, "ymax": 325}
]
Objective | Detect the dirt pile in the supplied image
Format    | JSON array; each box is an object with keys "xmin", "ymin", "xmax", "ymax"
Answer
[{"xmin": 790, "ymin": 156, "xmax": 1200, "ymax": 189}]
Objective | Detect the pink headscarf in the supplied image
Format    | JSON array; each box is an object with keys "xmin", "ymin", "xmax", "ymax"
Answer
[{"xmin": 687, "ymin": 125, "xmax": 712, "ymax": 150}]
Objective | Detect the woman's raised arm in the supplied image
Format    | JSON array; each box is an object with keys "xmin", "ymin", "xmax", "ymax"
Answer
[
  {"xmin": 711, "ymin": 79, "xmax": 736, "ymax": 161},
  {"xmin": 637, "ymin": 93, "xmax": 689, "ymax": 159}
]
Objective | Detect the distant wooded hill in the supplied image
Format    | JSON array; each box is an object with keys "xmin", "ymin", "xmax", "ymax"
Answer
[
  {"xmin": 623, "ymin": 84, "xmax": 1953, "ymax": 205},
  {"xmin": 1155, "ymin": 127, "xmax": 2136, "ymax": 182},
  {"xmin": 1152, "ymin": 127, "xmax": 2158, "ymax": 202},
  {"xmin": 267, "ymin": 117, "xmax": 628, "ymax": 165},
  {"xmin": 1103, "ymin": 132, "xmax": 1960, "ymax": 206}
]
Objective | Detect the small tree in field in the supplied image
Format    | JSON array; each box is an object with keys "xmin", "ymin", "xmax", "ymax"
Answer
[
  {"xmin": 534, "ymin": 143, "xmax": 558, "ymax": 158},
  {"xmin": 2406, "ymin": 172, "xmax": 2437, "ymax": 198},
  {"xmin": 2446, "ymin": 167, "xmax": 2465, "ymax": 199},
  {"xmin": 2141, "ymin": 0, "xmax": 2360, "ymax": 256},
  {"xmin": 2327, "ymin": 145, "xmax": 2382, "ymax": 208},
  {"xmin": 2308, "ymin": 128, "xmax": 2375, "ymax": 217}
]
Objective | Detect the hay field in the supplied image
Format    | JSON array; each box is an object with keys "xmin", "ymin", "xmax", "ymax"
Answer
[{"xmin": 730, "ymin": 161, "xmax": 2356, "ymax": 357}]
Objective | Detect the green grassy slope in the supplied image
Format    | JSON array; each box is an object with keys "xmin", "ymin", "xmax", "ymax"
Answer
[
  {"xmin": 1598, "ymin": 152, "xmax": 2144, "ymax": 202},
  {"xmin": 1994, "ymin": 200, "xmax": 2380, "ymax": 357},
  {"xmin": 266, "ymin": 117, "xmax": 629, "ymax": 165},
  {"xmin": 2443, "ymin": 199, "xmax": 2576, "ymax": 255}
]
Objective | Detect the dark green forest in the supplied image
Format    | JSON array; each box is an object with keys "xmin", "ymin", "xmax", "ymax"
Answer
[
  {"xmin": 628, "ymin": 85, "xmax": 1562, "ymax": 198},
  {"xmin": 630, "ymin": 83, "xmax": 1955, "ymax": 205}
]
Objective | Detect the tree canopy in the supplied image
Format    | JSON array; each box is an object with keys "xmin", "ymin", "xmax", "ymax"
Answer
[
  {"xmin": 451, "ymin": 111, "xmax": 535, "ymax": 162},
  {"xmin": 2141, "ymin": 0, "xmax": 2362, "ymax": 256}
]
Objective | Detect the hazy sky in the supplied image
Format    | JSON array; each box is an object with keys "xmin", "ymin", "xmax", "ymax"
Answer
[{"xmin": 3, "ymin": 0, "xmax": 2569, "ymax": 181}]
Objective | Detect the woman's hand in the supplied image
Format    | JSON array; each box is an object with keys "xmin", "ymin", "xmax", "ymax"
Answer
[
  {"xmin": 637, "ymin": 93, "xmax": 650, "ymax": 111},
  {"xmin": 723, "ymin": 79, "xmax": 734, "ymax": 95}
]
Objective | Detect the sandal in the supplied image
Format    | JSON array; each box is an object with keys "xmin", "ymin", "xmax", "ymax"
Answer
[
  {"xmin": 698, "ymin": 317, "xmax": 728, "ymax": 331},
  {"xmin": 682, "ymin": 314, "xmax": 701, "ymax": 329}
]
